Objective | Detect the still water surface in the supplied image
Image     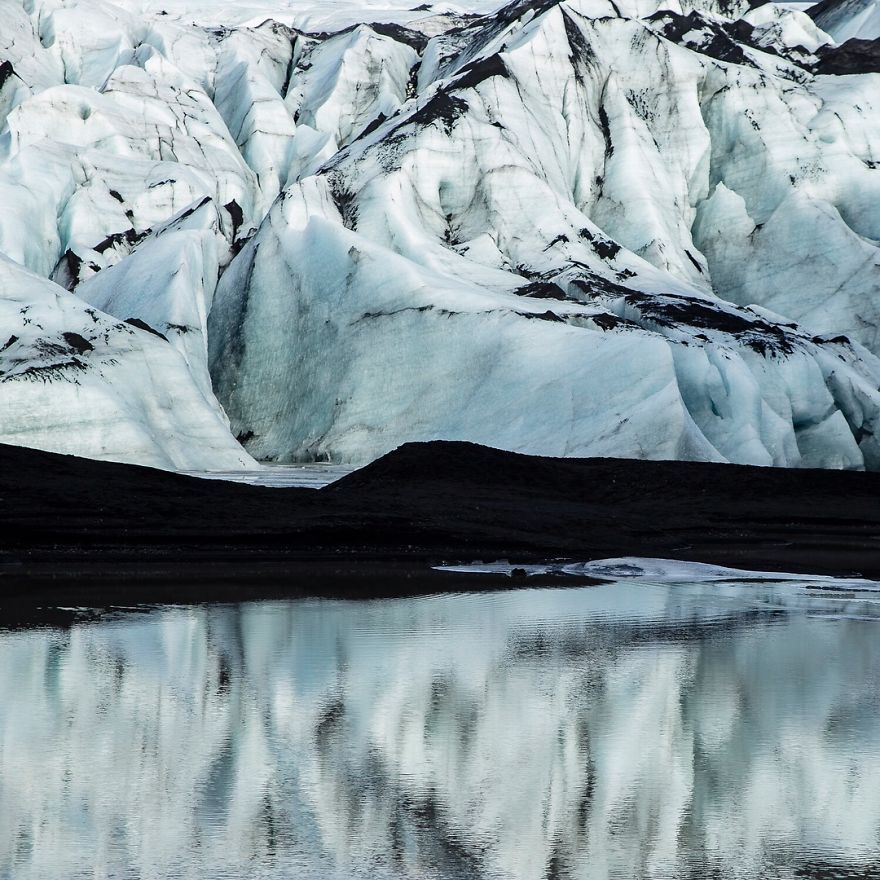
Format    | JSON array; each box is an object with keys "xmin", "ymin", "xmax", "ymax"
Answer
[{"xmin": 1, "ymin": 577, "xmax": 879, "ymax": 879}]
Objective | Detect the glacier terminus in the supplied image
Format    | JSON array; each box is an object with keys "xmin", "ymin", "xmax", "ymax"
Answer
[{"xmin": 3, "ymin": 0, "xmax": 880, "ymax": 472}]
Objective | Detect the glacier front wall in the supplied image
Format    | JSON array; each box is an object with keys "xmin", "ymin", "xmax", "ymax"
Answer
[{"xmin": 3, "ymin": 0, "xmax": 880, "ymax": 469}]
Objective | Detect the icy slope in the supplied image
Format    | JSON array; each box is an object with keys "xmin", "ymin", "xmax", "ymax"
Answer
[
  {"xmin": 208, "ymin": 0, "xmax": 880, "ymax": 467},
  {"xmin": 810, "ymin": 0, "xmax": 880, "ymax": 41},
  {"xmin": 2, "ymin": 0, "xmax": 880, "ymax": 468},
  {"xmin": 0, "ymin": 256, "xmax": 252, "ymax": 469}
]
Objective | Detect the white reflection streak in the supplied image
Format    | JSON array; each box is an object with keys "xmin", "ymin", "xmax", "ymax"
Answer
[{"xmin": 0, "ymin": 585, "xmax": 877, "ymax": 879}]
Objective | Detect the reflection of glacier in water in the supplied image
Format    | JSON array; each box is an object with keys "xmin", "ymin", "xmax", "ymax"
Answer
[{"xmin": 1, "ymin": 578, "xmax": 879, "ymax": 880}]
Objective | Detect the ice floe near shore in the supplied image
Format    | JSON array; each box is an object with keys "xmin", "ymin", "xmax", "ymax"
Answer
[
  {"xmin": 440, "ymin": 556, "xmax": 880, "ymax": 588},
  {"xmin": 438, "ymin": 557, "xmax": 880, "ymax": 621}
]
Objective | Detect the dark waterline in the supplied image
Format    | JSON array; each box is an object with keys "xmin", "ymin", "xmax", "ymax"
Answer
[{"xmin": 1, "ymin": 578, "xmax": 879, "ymax": 879}]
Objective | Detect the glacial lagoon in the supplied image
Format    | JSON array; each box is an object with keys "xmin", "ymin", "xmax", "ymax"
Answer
[{"xmin": 1, "ymin": 574, "xmax": 879, "ymax": 879}]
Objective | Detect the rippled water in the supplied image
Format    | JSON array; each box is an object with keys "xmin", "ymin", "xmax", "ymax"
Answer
[{"xmin": 1, "ymin": 577, "xmax": 879, "ymax": 879}]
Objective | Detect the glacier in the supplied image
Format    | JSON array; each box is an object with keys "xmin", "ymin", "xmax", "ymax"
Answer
[{"xmin": 2, "ymin": 0, "xmax": 880, "ymax": 468}]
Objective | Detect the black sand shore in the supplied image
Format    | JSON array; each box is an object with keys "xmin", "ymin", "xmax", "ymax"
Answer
[{"xmin": 2, "ymin": 440, "xmax": 880, "ymax": 615}]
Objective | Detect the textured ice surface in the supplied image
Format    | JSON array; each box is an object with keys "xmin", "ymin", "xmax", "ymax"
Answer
[
  {"xmin": 0, "ymin": 255, "xmax": 252, "ymax": 469},
  {"xmin": 3, "ymin": 0, "xmax": 880, "ymax": 469},
  {"xmin": 810, "ymin": 0, "xmax": 880, "ymax": 41}
]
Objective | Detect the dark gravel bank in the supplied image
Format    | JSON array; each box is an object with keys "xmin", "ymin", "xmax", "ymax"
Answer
[{"xmin": 2, "ymin": 440, "xmax": 880, "ymax": 613}]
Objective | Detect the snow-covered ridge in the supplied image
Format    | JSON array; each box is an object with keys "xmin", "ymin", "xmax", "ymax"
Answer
[{"xmin": 2, "ymin": 0, "xmax": 880, "ymax": 469}]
